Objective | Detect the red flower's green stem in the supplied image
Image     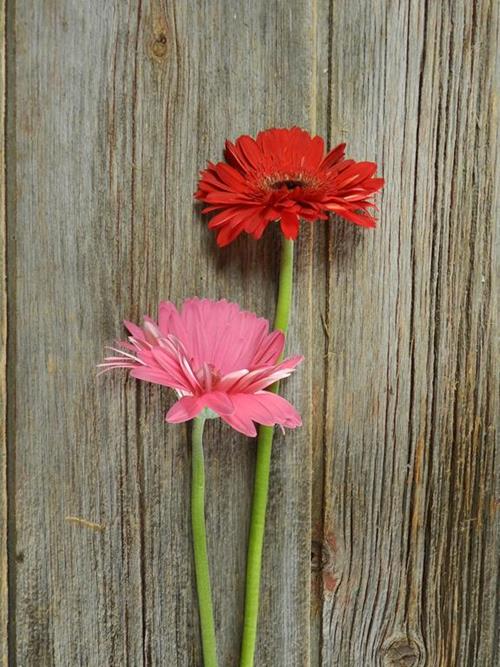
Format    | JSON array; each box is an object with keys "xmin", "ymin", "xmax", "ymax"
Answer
[
  {"xmin": 191, "ymin": 414, "xmax": 218, "ymax": 667},
  {"xmin": 240, "ymin": 237, "xmax": 294, "ymax": 667},
  {"xmin": 273, "ymin": 237, "xmax": 295, "ymax": 333}
]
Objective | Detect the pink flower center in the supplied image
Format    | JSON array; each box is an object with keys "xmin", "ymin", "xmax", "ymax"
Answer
[{"xmin": 194, "ymin": 362, "xmax": 221, "ymax": 393}]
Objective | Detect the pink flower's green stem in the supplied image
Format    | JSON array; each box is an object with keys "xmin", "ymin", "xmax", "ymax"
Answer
[
  {"xmin": 240, "ymin": 237, "xmax": 294, "ymax": 667},
  {"xmin": 191, "ymin": 414, "xmax": 218, "ymax": 667}
]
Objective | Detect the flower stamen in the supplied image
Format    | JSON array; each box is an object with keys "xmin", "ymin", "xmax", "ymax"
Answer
[{"xmin": 270, "ymin": 179, "xmax": 304, "ymax": 190}]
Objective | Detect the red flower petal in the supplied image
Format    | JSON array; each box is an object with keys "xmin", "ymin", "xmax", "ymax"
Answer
[
  {"xmin": 321, "ymin": 143, "xmax": 346, "ymax": 169},
  {"xmin": 279, "ymin": 211, "xmax": 300, "ymax": 240},
  {"xmin": 236, "ymin": 135, "xmax": 262, "ymax": 170}
]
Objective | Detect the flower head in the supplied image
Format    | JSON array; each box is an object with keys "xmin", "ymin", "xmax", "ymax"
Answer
[
  {"xmin": 99, "ymin": 298, "xmax": 303, "ymax": 437},
  {"xmin": 195, "ymin": 127, "xmax": 384, "ymax": 246}
]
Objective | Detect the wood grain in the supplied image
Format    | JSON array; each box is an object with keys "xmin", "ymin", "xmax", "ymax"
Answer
[
  {"xmin": 0, "ymin": 2, "xmax": 6, "ymax": 664},
  {"xmin": 9, "ymin": 1, "xmax": 317, "ymax": 665},
  {"xmin": 320, "ymin": 1, "xmax": 499, "ymax": 665},
  {"xmin": 5, "ymin": 0, "xmax": 498, "ymax": 665}
]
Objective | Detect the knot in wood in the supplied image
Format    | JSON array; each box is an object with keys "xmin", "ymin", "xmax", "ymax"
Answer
[
  {"xmin": 381, "ymin": 637, "xmax": 422, "ymax": 667},
  {"xmin": 149, "ymin": 17, "xmax": 170, "ymax": 61},
  {"xmin": 151, "ymin": 31, "xmax": 168, "ymax": 59},
  {"xmin": 310, "ymin": 539, "xmax": 322, "ymax": 572},
  {"xmin": 311, "ymin": 532, "xmax": 341, "ymax": 594}
]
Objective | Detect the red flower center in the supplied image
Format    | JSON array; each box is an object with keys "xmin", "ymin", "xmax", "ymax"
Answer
[
  {"xmin": 270, "ymin": 179, "xmax": 305, "ymax": 190},
  {"xmin": 263, "ymin": 172, "xmax": 318, "ymax": 192}
]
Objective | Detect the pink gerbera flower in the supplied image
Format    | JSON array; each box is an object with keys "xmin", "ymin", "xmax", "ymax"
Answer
[
  {"xmin": 99, "ymin": 298, "xmax": 303, "ymax": 437},
  {"xmin": 195, "ymin": 127, "xmax": 385, "ymax": 246}
]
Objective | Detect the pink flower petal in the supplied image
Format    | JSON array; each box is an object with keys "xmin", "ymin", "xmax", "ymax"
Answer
[
  {"xmin": 149, "ymin": 347, "xmax": 198, "ymax": 393},
  {"xmin": 165, "ymin": 396, "xmax": 203, "ymax": 423},
  {"xmin": 217, "ymin": 369, "xmax": 251, "ymax": 392},
  {"xmin": 233, "ymin": 355, "xmax": 303, "ymax": 393},
  {"xmin": 203, "ymin": 391, "xmax": 234, "ymax": 416},
  {"xmin": 230, "ymin": 393, "xmax": 276, "ymax": 426},
  {"xmin": 253, "ymin": 392, "xmax": 302, "ymax": 427},
  {"xmin": 124, "ymin": 319, "xmax": 147, "ymax": 342},
  {"xmin": 130, "ymin": 367, "xmax": 188, "ymax": 391},
  {"xmin": 250, "ymin": 330, "xmax": 284, "ymax": 367},
  {"xmin": 231, "ymin": 392, "xmax": 302, "ymax": 429},
  {"xmin": 220, "ymin": 412, "xmax": 258, "ymax": 437}
]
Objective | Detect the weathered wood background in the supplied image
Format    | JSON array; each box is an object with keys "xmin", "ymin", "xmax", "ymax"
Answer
[{"xmin": 1, "ymin": 1, "xmax": 498, "ymax": 665}]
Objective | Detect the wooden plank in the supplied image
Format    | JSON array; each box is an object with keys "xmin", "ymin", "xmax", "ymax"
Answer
[
  {"xmin": 309, "ymin": 2, "xmax": 335, "ymax": 665},
  {"xmin": 0, "ymin": 1, "xmax": 6, "ymax": 663},
  {"xmin": 10, "ymin": 1, "xmax": 319, "ymax": 664},
  {"xmin": 320, "ymin": 1, "xmax": 499, "ymax": 665}
]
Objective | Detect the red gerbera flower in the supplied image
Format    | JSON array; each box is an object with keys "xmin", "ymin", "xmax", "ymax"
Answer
[{"xmin": 195, "ymin": 127, "xmax": 385, "ymax": 246}]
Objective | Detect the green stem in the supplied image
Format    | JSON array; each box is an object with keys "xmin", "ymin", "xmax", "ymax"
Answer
[
  {"xmin": 240, "ymin": 238, "xmax": 294, "ymax": 667},
  {"xmin": 273, "ymin": 237, "xmax": 294, "ymax": 334},
  {"xmin": 191, "ymin": 415, "xmax": 218, "ymax": 667}
]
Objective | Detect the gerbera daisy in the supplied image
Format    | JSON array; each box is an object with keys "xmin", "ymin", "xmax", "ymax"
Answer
[
  {"xmin": 99, "ymin": 298, "xmax": 303, "ymax": 437},
  {"xmin": 195, "ymin": 127, "xmax": 384, "ymax": 246}
]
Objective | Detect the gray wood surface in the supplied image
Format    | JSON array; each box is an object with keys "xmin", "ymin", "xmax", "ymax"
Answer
[
  {"xmin": 0, "ymin": 2, "xmax": 6, "ymax": 665},
  {"xmin": 2, "ymin": 1, "xmax": 498, "ymax": 665},
  {"xmin": 320, "ymin": 2, "xmax": 499, "ymax": 665}
]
